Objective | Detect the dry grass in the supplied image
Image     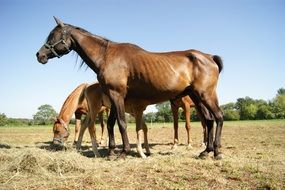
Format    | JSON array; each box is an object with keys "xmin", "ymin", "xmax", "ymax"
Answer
[{"xmin": 0, "ymin": 120, "xmax": 284, "ymax": 189}]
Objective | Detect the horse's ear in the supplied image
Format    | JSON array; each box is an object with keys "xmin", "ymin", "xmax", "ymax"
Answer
[{"xmin": 53, "ymin": 16, "xmax": 65, "ymax": 27}]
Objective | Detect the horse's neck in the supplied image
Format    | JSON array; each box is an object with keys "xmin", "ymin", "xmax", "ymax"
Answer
[
  {"xmin": 58, "ymin": 84, "xmax": 87, "ymax": 124},
  {"xmin": 71, "ymin": 29, "xmax": 107, "ymax": 73}
]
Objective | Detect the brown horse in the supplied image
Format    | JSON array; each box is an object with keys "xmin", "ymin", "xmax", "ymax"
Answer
[
  {"xmin": 52, "ymin": 83, "xmax": 109, "ymax": 155},
  {"xmin": 171, "ymin": 96, "xmax": 207, "ymax": 150},
  {"xmin": 36, "ymin": 17, "xmax": 224, "ymax": 159}
]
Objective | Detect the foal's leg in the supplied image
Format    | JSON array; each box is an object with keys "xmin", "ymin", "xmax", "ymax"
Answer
[
  {"xmin": 76, "ymin": 116, "xmax": 88, "ymax": 150},
  {"xmin": 184, "ymin": 102, "xmax": 193, "ymax": 149},
  {"xmin": 98, "ymin": 112, "xmax": 106, "ymax": 145},
  {"xmin": 170, "ymin": 102, "xmax": 179, "ymax": 149},
  {"xmin": 202, "ymin": 121, "xmax": 208, "ymax": 147},
  {"xmin": 142, "ymin": 119, "xmax": 151, "ymax": 156},
  {"xmin": 86, "ymin": 116, "xmax": 100, "ymax": 157},
  {"xmin": 74, "ymin": 113, "xmax": 82, "ymax": 145},
  {"xmin": 196, "ymin": 110, "xmax": 208, "ymax": 147},
  {"xmin": 135, "ymin": 112, "xmax": 147, "ymax": 158}
]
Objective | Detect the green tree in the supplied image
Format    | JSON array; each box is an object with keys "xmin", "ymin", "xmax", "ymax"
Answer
[
  {"xmin": 256, "ymin": 104, "xmax": 274, "ymax": 119},
  {"xmin": 272, "ymin": 88, "xmax": 285, "ymax": 119},
  {"xmin": 144, "ymin": 112, "xmax": 156, "ymax": 123},
  {"xmin": 33, "ymin": 104, "xmax": 57, "ymax": 125},
  {"xmin": 155, "ymin": 102, "xmax": 172, "ymax": 122},
  {"xmin": 190, "ymin": 108, "xmax": 200, "ymax": 121},
  {"xmin": 0, "ymin": 113, "xmax": 8, "ymax": 126},
  {"xmin": 236, "ymin": 97, "xmax": 258, "ymax": 120},
  {"xmin": 221, "ymin": 103, "xmax": 240, "ymax": 121}
]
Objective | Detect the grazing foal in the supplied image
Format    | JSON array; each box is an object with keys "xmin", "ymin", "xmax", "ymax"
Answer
[{"xmin": 52, "ymin": 83, "xmax": 109, "ymax": 156}]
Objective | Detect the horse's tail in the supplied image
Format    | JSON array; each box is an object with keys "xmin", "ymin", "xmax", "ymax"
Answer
[{"xmin": 212, "ymin": 55, "xmax": 223, "ymax": 73}]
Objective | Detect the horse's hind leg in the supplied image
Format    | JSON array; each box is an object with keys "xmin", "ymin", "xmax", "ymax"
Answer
[
  {"xmin": 198, "ymin": 91, "xmax": 224, "ymax": 159},
  {"xmin": 189, "ymin": 92, "xmax": 214, "ymax": 159},
  {"xmin": 204, "ymin": 95, "xmax": 223, "ymax": 159}
]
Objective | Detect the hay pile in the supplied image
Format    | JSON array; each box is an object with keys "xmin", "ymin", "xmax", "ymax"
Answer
[{"xmin": 0, "ymin": 147, "xmax": 94, "ymax": 189}]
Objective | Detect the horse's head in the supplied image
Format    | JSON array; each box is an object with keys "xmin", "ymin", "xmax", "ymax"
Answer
[
  {"xmin": 36, "ymin": 17, "xmax": 72, "ymax": 64},
  {"xmin": 51, "ymin": 117, "xmax": 70, "ymax": 150}
]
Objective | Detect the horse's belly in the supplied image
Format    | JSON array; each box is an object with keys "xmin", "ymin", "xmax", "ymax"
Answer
[{"xmin": 126, "ymin": 81, "xmax": 186, "ymax": 104}]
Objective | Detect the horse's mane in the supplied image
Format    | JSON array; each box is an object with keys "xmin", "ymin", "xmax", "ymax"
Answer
[{"xmin": 66, "ymin": 24, "xmax": 112, "ymax": 70}]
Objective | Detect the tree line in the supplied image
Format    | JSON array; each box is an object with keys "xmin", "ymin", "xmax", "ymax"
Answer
[
  {"xmin": 144, "ymin": 88, "xmax": 285, "ymax": 123},
  {"xmin": 0, "ymin": 88, "xmax": 284, "ymax": 126}
]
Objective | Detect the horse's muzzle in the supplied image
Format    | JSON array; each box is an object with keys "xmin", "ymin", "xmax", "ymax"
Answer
[
  {"xmin": 36, "ymin": 52, "xmax": 48, "ymax": 64},
  {"xmin": 51, "ymin": 138, "xmax": 65, "ymax": 150}
]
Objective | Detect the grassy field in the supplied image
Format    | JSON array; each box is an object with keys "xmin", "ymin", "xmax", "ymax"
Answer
[{"xmin": 0, "ymin": 120, "xmax": 284, "ymax": 189}]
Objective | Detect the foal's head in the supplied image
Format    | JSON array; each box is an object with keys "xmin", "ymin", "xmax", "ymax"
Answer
[
  {"xmin": 52, "ymin": 118, "xmax": 70, "ymax": 149},
  {"xmin": 36, "ymin": 17, "xmax": 72, "ymax": 64}
]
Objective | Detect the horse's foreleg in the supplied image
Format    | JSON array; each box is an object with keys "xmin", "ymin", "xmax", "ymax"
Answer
[
  {"xmin": 107, "ymin": 106, "xmax": 116, "ymax": 156},
  {"xmin": 170, "ymin": 102, "xmax": 179, "ymax": 150},
  {"xmin": 108, "ymin": 91, "xmax": 130, "ymax": 158},
  {"xmin": 202, "ymin": 121, "xmax": 208, "ymax": 147}
]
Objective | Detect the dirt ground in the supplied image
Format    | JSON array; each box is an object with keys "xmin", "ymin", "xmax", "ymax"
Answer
[{"xmin": 0, "ymin": 120, "xmax": 284, "ymax": 189}]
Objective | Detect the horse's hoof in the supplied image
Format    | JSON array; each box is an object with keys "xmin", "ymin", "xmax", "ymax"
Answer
[
  {"xmin": 107, "ymin": 155, "xmax": 116, "ymax": 161},
  {"xmin": 200, "ymin": 143, "xmax": 207, "ymax": 148},
  {"xmin": 117, "ymin": 151, "xmax": 127, "ymax": 160},
  {"xmin": 198, "ymin": 151, "xmax": 209, "ymax": 159},
  {"xmin": 145, "ymin": 152, "xmax": 151, "ymax": 157},
  {"xmin": 94, "ymin": 152, "xmax": 101, "ymax": 158},
  {"xmin": 214, "ymin": 153, "xmax": 224, "ymax": 160},
  {"xmin": 171, "ymin": 144, "xmax": 178, "ymax": 150},
  {"xmin": 186, "ymin": 144, "xmax": 193, "ymax": 150}
]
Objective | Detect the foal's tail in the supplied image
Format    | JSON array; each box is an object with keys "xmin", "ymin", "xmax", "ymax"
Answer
[{"xmin": 212, "ymin": 55, "xmax": 223, "ymax": 73}]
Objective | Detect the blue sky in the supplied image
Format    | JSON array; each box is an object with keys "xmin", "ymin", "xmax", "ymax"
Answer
[{"xmin": 0, "ymin": 0, "xmax": 284, "ymax": 118}]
